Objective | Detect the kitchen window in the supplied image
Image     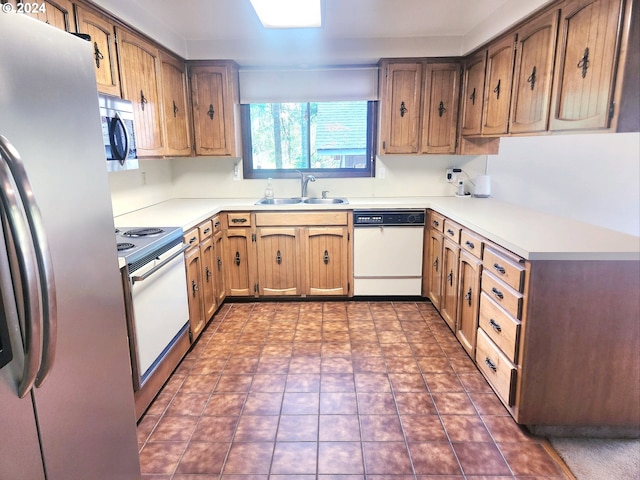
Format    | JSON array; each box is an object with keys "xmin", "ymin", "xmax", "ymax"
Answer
[
  {"xmin": 241, "ymin": 100, "xmax": 376, "ymax": 178},
  {"xmin": 238, "ymin": 66, "xmax": 379, "ymax": 179}
]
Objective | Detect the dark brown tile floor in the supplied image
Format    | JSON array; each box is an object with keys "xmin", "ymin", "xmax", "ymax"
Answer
[{"xmin": 137, "ymin": 301, "xmax": 571, "ymax": 479}]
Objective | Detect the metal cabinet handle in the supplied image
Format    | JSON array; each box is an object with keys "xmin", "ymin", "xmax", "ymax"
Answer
[
  {"xmin": 0, "ymin": 135, "xmax": 57, "ymax": 393},
  {"xmin": 140, "ymin": 90, "xmax": 148, "ymax": 111},
  {"xmin": 438, "ymin": 100, "xmax": 446, "ymax": 117},
  {"xmin": 465, "ymin": 240, "xmax": 475, "ymax": 249},
  {"xmin": 432, "ymin": 220, "xmax": 439, "ymax": 227},
  {"xmin": 234, "ymin": 251, "xmax": 241, "ymax": 266},
  {"xmin": 493, "ymin": 79, "xmax": 501, "ymax": 99},
  {"xmin": 399, "ymin": 101, "xmax": 407, "ymax": 117},
  {"xmin": 493, "ymin": 263, "xmax": 506, "ymax": 274},
  {"xmin": 189, "ymin": 236, "xmax": 197, "ymax": 244},
  {"xmin": 191, "ymin": 279, "xmax": 199, "ymax": 295},
  {"xmin": 527, "ymin": 65, "xmax": 537, "ymax": 90},
  {"xmin": 447, "ymin": 270, "xmax": 453, "ymax": 286},
  {"xmin": 214, "ymin": 221, "xmax": 221, "ymax": 228},
  {"xmin": 433, "ymin": 257, "xmax": 439, "ymax": 272},
  {"xmin": 489, "ymin": 318, "xmax": 502, "ymax": 333},
  {"xmin": 207, "ymin": 104, "xmax": 215, "ymax": 120},
  {"xmin": 464, "ymin": 287, "xmax": 472, "ymax": 306},
  {"xmin": 205, "ymin": 266, "xmax": 211, "ymax": 281},
  {"xmin": 491, "ymin": 287, "xmax": 504, "ymax": 300},
  {"xmin": 203, "ymin": 227, "xmax": 211, "ymax": 235},
  {"xmin": 577, "ymin": 47, "xmax": 590, "ymax": 78},
  {"xmin": 323, "ymin": 250, "xmax": 330, "ymax": 265},
  {"xmin": 276, "ymin": 250, "xmax": 282, "ymax": 265},
  {"xmin": 470, "ymin": 87, "xmax": 476, "ymax": 105},
  {"xmin": 485, "ymin": 357, "xmax": 497, "ymax": 372},
  {"xmin": 173, "ymin": 100, "xmax": 179, "ymax": 117},
  {"xmin": 447, "ymin": 228, "xmax": 454, "ymax": 236},
  {"xmin": 93, "ymin": 41, "xmax": 104, "ymax": 68},
  {"xmin": 231, "ymin": 218, "xmax": 247, "ymax": 223},
  {"xmin": 217, "ymin": 256, "xmax": 222, "ymax": 270}
]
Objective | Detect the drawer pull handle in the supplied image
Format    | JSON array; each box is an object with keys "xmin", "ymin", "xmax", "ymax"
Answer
[
  {"xmin": 485, "ymin": 357, "xmax": 497, "ymax": 372},
  {"xmin": 207, "ymin": 104, "xmax": 215, "ymax": 120},
  {"xmin": 493, "ymin": 263, "xmax": 506, "ymax": 274},
  {"xmin": 276, "ymin": 250, "xmax": 282, "ymax": 265},
  {"xmin": 231, "ymin": 218, "xmax": 247, "ymax": 223},
  {"xmin": 491, "ymin": 287, "xmax": 504, "ymax": 300},
  {"xmin": 433, "ymin": 257, "xmax": 438, "ymax": 272},
  {"xmin": 465, "ymin": 240, "xmax": 475, "ymax": 249},
  {"xmin": 191, "ymin": 280, "xmax": 199, "ymax": 295},
  {"xmin": 323, "ymin": 250, "xmax": 330, "ymax": 265},
  {"xmin": 234, "ymin": 251, "xmax": 241, "ymax": 266},
  {"xmin": 447, "ymin": 228, "xmax": 454, "ymax": 236},
  {"xmin": 205, "ymin": 266, "xmax": 212, "ymax": 280},
  {"xmin": 214, "ymin": 221, "xmax": 221, "ymax": 227},
  {"xmin": 447, "ymin": 270, "xmax": 453, "ymax": 286},
  {"xmin": 203, "ymin": 227, "xmax": 211, "ymax": 234},
  {"xmin": 432, "ymin": 220, "xmax": 439, "ymax": 227},
  {"xmin": 489, "ymin": 318, "xmax": 502, "ymax": 332},
  {"xmin": 189, "ymin": 236, "xmax": 197, "ymax": 244}
]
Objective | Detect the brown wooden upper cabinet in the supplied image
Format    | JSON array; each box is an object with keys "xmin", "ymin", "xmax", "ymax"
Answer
[
  {"xmin": 549, "ymin": 0, "xmax": 624, "ymax": 131},
  {"xmin": 76, "ymin": 5, "xmax": 120, "ymax": 97},
  {"xmin": 421, "ymin": 63, "xmax": 460, "ymax": 154},
  {"xmin": 117, "ymin": 28, "xmax": 166, "ymax": 157},
  {"xmin": 510, "ymin": 9, "xmax": 560, "ymax": 134},
  {"xmin": 159, "ymin": 51, "xmax": 192, "ymax": 156},
  {"xmin": 460, "ymin": 52, "xmax": 487, "ymax": 137},
  {"xmin": 19, "ymin": 0, "xmax": 75, "ymax": 32},
  {"xmin": 379, "ymin": 61, "xmax": 423, "ymax": 154},
  {"xmin": 189, "ymin": 62, "xmax": 241, "ymax": 156},
  {"xmin": 379, "ymin": 60, "xmax": 460, "ymax": 154},
  {"xmin": 482, "ymin": 34, "xmax": 517, "ymax": 135}
]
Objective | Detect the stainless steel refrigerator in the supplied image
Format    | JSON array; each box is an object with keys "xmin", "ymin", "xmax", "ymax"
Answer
[{"xmin": 0, "ymin": 14, "xmax": 141, "ymax": 479}]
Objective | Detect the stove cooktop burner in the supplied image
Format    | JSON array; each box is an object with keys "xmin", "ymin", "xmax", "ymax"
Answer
[
  {"xmin": 117, "ymin": 242, "xmax": 135, "ymax": 252},
  {"xmin": 122, "ymin": 227, "xmax": 164, "ymax": 238}
]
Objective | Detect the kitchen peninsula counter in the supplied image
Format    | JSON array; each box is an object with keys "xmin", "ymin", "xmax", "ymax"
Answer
[{"xmin": 114, "ymin": 196, "xmax": 640, "ymax": 262}]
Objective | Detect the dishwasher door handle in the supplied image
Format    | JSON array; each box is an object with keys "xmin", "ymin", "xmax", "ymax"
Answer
[{"xmin": 131, "ymin": 244, "xmax": 189, "ymax": 284}]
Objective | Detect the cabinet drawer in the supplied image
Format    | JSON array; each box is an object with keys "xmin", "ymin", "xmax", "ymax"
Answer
[
  {"xmin": 443, "ymin": 219, "xmax": 462, "ymax": 243},
  {"xmin": 227, "ymin": 212, "xmax": 252, "ymax": 227},
  {"xmin": 483, "ymin": 247, "xmax": 525, "ymax": 292},
  {"xmin": 429, "ymin": 211, "xmax": 445, "ymax": 232},
  {"xmin": 211, "ymin": 215, "xmax": 223, "ymax": 234},
  {"xmin": 460, "ymin": 229, "xmax": 483, "ymax": 258},
  {"xmin": 183, "ymin": 227, "xmax": 200, "ymax": 249},
  {"xmin": 476, "ymin": 328, "xmax": 517, "ymax": 406},
  {"xmin": 479, "ymin": 292, "xmax": 520, "ymax": 362},
  {"xmin": 198, "ymin": 220, "xmax": 213, "ymax": 240},
  {"xmin": 482, "ymin": 271, "xmax": 523, "ymax": 319}
]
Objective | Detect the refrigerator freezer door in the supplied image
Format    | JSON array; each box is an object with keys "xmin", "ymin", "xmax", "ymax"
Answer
[{"xmin": 0, "ymin": 14, "xmax": 141, "ymax": 479}]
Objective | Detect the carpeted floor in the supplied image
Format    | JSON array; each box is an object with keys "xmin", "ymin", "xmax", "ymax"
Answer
[{"xmin": 549, "ymin": 437, "xmax": 640, "ymax": 479}]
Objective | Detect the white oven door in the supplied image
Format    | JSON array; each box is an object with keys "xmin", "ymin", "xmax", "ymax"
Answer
[{"xmin": 130, "ymin": 243, "xmax": 189, "ymax": 381}]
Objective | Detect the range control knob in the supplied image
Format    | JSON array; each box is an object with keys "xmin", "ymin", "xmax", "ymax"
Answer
[{"xmin": 407, "ymin": 214, "xmax": 416, "ymax": 223}]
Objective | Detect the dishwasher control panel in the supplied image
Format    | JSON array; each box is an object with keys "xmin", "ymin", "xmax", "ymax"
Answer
[{"xmin": 354, "ymin": 210, "xmax": 425, "ymax": 226}]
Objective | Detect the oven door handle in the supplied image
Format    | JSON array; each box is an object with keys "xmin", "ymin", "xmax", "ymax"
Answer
[{"xmin": 130, "ymin": 244, "xmax": 189, "ymax": 284}]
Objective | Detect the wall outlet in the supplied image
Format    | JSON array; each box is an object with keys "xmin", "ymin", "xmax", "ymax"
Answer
[
  {"xmin": 232, "ymin": 162, "xmax": 240, "ymax": 181},
  {"xmin": 446, "ymin": 167, "xmax": 462, "ymax": 183}
]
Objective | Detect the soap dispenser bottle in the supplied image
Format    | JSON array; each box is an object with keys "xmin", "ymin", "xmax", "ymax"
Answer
[{"xmin": 265, "ymin": 178, "xmax": 274, "ymax": 199}]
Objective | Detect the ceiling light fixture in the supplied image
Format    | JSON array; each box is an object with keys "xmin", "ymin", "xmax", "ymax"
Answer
[{"xmin": 250, "ymin": 0, "xmax": 322, "ymax": 28}]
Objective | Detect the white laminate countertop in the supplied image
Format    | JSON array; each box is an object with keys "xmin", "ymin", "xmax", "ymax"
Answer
[{"xmin": 114, "ymin": 196, "xmax": 640, "ymax": 261}]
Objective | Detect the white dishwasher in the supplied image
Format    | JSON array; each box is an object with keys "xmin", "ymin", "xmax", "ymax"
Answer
[{"xmin": 353, "ymin": 210, "xmax": 425, "ymax": 296}]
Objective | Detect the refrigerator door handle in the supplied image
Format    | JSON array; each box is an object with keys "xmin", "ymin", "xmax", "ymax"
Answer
[{"xmin": 0, "ymin": 135, "xmax": 57, "ymax": 393}]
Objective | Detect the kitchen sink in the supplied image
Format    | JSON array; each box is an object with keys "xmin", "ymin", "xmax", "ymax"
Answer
[
  {"xmin": 255, "ymin": 197, "xmax": 348, "ymax": 205},
  {"xmin": 255, "ymin": 197, "xmax": 303, "ymax": 205},
  {"xmin": 303, "ymin": 197, "xmax": 348, "ymax": 204}
]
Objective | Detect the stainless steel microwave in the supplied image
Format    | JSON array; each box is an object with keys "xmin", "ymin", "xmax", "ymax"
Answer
[{"xmin": 98, "ymin": 94, "xmax": 138, "ymax": 171}]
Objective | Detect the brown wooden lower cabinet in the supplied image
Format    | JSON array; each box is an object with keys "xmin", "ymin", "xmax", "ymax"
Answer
[
  {"xmin": 255, "ymin": 227, "xmax": 302, "ymax": 296},
  {"xmin": 224, "ymin": 226, "xmax": 254, "ymax": 296},
  {"xmin": 306, "ymin": 226, "xmax": 350, "ymax": 295},
  {"xmin": 425, "ymin": 208, "xmax": 640, "ymax": 430}
]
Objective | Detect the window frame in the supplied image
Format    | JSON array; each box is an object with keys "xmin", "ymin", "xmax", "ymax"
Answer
[{"xmin": 241, "ymin": 101, "xmax": 378, "ymax": 179}]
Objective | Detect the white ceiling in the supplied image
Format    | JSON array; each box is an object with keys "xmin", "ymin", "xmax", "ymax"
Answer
[{"xmin": 93, "ymin": 0, "xmax": 551, "ymax": 65}]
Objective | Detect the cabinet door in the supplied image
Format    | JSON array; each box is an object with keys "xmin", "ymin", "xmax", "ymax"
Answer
[
  {"xmin": 460, "ymin": 52, "xmax": 487, "ymax": 136},
  {"xmin": 117, "ymin": 28, "xmax": 166, "ymax": 156},
  {"xmin": 213, "ymin": 231, "xmax": 226, "ymax": 306},
  {"xmin": 224, "ymin": 227, "xmax": 254, "ymax": 296},
  {"xmin": 440, "ymin": 239, "xmax": 460, "ymax": 331},
  {"xmin": 456, "ymin": 251, "xmax": 482, "ymax": 357},
  {"xmin": 421, "ymin": 63, "xmax": 460, "ymax": 154},
  {"xmin": 20, "ymin": 0, "xmax": 75, "ymax": 32},
  {"xmin": 482, "ymin": 34, "xmax": 517, "ymax": 135},
  {"xmin": 76, "ymin": 6, "xmax": 120, "ymax": 96},
  {"xmin": 380, "ymin": 62, "xmax": 423, "ymax": 154},
  {"xmin": 185, "ymin": 247, "xmax": 205, "ymax": 341},
  {"xmin": 160, "ymin": 51, "xmax": 192, "ymax": 156},
  {"xmin": 510, "ymin": 10, "xmax": 560, "ymax": 134},
  {"xmin": 306, "ymin": 227, "xmax": 349, "ymax": 296},
  {"xmin": 190, "ymin": 64, "xmax": 238, "ymax": 156},
  {"xmin": 256, "ymin": 227, "xmax": 301, "ymax": 296},
  {"xmin": 200, "ymin": 236, "xmax": 217, "ymax": 322},
  {"xmin": 550, "ymin": 0, "xmax": 623, "ymax": 131},
  {"xmin": 425, "ymin": 229, "xmax": 444, "ymax": 310}
]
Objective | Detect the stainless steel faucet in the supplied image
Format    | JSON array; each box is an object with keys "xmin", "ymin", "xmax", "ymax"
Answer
[{"xmin": 296, "ymin": 170, "xmax": 316, "ymax": 197}]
